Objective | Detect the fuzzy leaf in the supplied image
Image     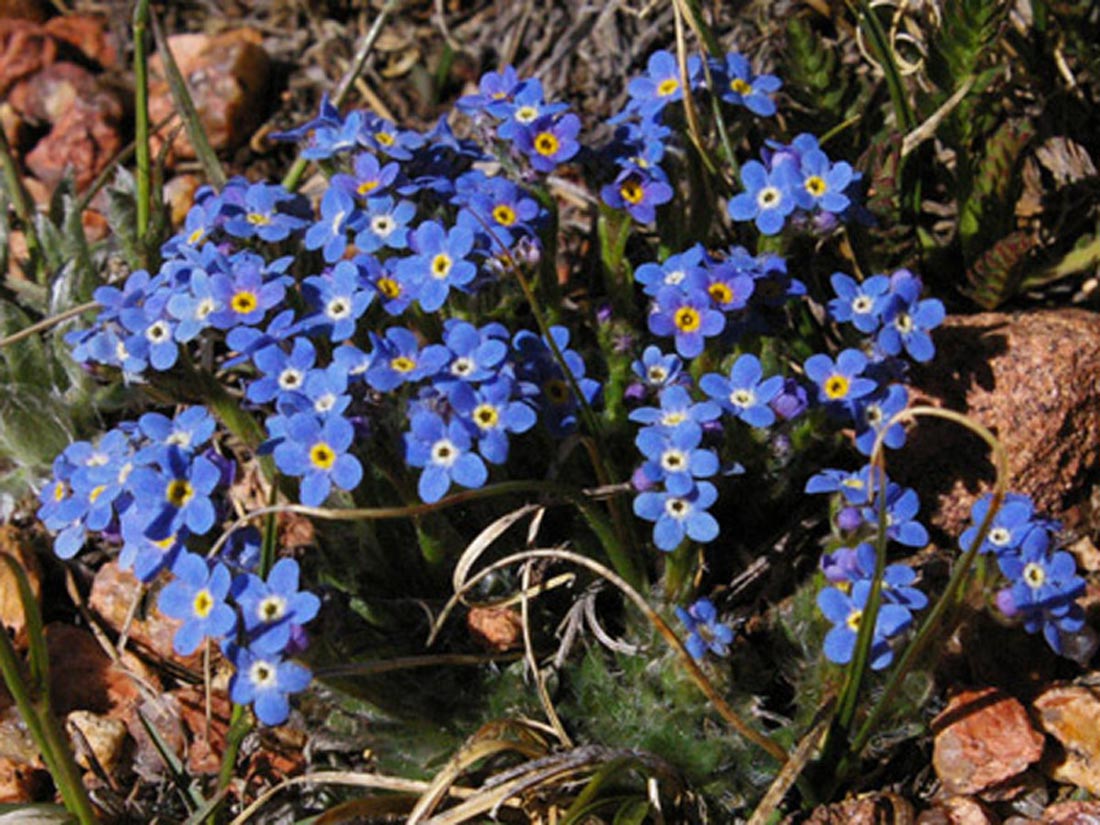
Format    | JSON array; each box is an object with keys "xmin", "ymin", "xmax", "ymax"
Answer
[{"xmin": 964, "ymin": 230, "xmax": 1034, "ymax": 309}]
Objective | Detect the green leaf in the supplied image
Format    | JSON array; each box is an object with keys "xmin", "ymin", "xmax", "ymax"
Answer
[
  {"xmin": 963, "ymin": 230, "xmax": 1034, "ymax": 309},
  {"xmin": 612, "ymin": 799, "xmax": 652, "ymax": 825},
  {"xmin": 0, "ymin": 384, "xmax": 73, "ymax": 474}
]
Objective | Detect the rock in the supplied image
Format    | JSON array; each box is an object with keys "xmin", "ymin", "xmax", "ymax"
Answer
[
  {"xmin": 45, "ymin": 623, "xmax": 158, "ymax": 720},
  {"xmin": 0, "ymin": 757, "xmax": 50, "ymax": 804},
  {"xmin": 163, "ymin": 173, "xmax": 200, "ymax": 226},
  {"xmin": 1041, "ymin": 801, "xmax": 1100, "ymax": 824},
  {"xmin": 901, "ymin": 310, "xmax": 1100, "ymax": 538},
  {"xmin": 918, "ymin": 796, "xmax": 998, "ymax": 825},
  {"xmin": 467, "ymin": 605, "xmax": 524, "ymax": 652},
  {"xmin": 0, "ymin": 523, "xmax": 42, "ymax": 649},
  {"xmin": 798, "ymin": 793, "xmax": 914, "ymax": 825},
  {"xmin": 1032, "ymin": 684, "xmax": 1100, "ymax": 795},
  {"xmin": 127, "ymin": 692, "xmax": 185, "ymax": 781},
  {"xmin": 23, "ymin": 91, "xmax": 124, "ymax": 191},
  {"xmin": 148, "ymin": 28, "xmax": 271, "ymax": 163},
  {"xmin": 7, "ymin": 61, "xmax": 104, "ymax": 124},
  {"xmin": 0, "ymin": 0, "xmax": 48, "ymax": 22},
  {"xmin": 67, "ymin": 710, "xmax": 129, "ymax": 776},
  {"xmin": 173, "ymin": 685, "xmax": 232, "ymax": 775},
  {"xmin": 43, "ymin": 13, "xmax": 118, "ymax": 69},
  {"xmin": 0, "ymin": 18, "xmax": 55, "ymax": 96},
  {"xmin": 932, "ymin": 687, "xmax": 1045, "ymax": 796}
]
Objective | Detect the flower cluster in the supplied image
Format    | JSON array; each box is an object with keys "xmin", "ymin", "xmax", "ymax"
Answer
[
  {"xmin": 676, "ymin": 598, "xmax": 735, "ymax": 661},
  {"xmin": 963, "ymin": 493, "xmax": 1087, "ymax": 655},
  {"xmin": 599, "ymin": 49, "xmax": 780, "ymax": 225},
  {"xmin": 728, "ymin": 134, "xmax": 861, "ymax": 235}
]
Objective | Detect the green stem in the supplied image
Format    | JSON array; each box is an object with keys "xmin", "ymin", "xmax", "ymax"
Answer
[
  {"xmin": 0, "ymin": 557, "xmax": 99, "ymax": 825},
  {"xmin": 0, "ymin": 125, "xmax": 45, "ymax": 283},
  {"xmin": 836, "ymin": 407, "xmax": 1008, "ymax": 774},
  {"xmin": 133, "ymin": 0, "xmax": 152, "ymax": 245}
]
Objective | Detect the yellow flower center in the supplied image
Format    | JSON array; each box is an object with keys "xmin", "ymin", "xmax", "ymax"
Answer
[
  {"xmin": 377, "ymin": 277, "xmax": 401, "ymax": 299},
  {"xmin": 673, "ymin": 307, "xmax": 701, "ymax": 333},
  {"xmin": 231, "ymin": 291, "xmax": 258, "ymax": 314},
  {"xmin": 391, "ymin": 356, "xmax": 416, "ymax": 373},
  {"xmin": 310, "ymin": 442, "xmax": 336, "ymax": 470},
  {"xmin": 473, "ymin": 403, "xmax": 500, "ymax": 430},
  {"xmin": 357, "ymin": 179, "xmax": 379, "ymax": 196},
  {"xmin": 534, "ymin": 132, "xmax": 559, "ymax": 157},
  {"xmin": 708, "ymin": 282, "xmax": 733, "ymax": 305},
  {"xmin": 431, "ymin": 253, "xmax": 453, "ymax": 279},
  {"xmin": 515, "ymin": 105, "xmax": 539, "ymax": 123},
  {"xmin": 193, "ymin": 589, "xmax": 214, "ymax": 618},
  {"xmin": 657, "ymin": 78, "xmax": 680, "ymax": 97},
  {"xmin": 846, "ymin": 609, "xmax": 862, "ymax": 631},
  {"xmin": 824, "ymin": 375, "xmax": 850, "ymax": 400},
  {"xmin": 805, "ymin": 176, "xmax": 827, "ymax": 197},
  {"xmin": 620, "ymin": 179, "xmax": 644, "ymax": 205},
  {"xmin": 730, "ymin": 78, "xmax": 752, "ymax": 96},
  {"xmin": 88, "ymin": 484, "xmax": 107, "ymax": 504},
  {"xmin": 492, "ymin": 204, "xmax": 517, "ymax": 226},
  {"xmin": 53, "ymin": 481, "xmax": 68, "ymax": 501},
  {"xmin": 375, "ymin": 131, "xmax": 395, "ymax": 147},
  {"xmin": 187, "ymin": 227, "xmax": 205, "ymax": 245},
  {"xmin": 166, "ymin": 479, "xmax": 194, "ymax": 508},
  {"xmin": 246, "ymin": 212, "xmax": 271, "ymax": 226}
]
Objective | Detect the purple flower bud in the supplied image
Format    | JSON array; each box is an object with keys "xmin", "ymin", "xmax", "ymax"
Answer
[
  {"xmin": 821, "ymin": 547, "xmax": 858, "ymax": 583},
  {"xmin": 596, "ymin": 303, "xmax": 613, "ymax": 325},
  {"xmin": 624, "ymin": 382, "xmax": 647, "ymax": 405},
  {"xmin": 836, "ymin": 506, "xmax": 863, "ymax": 533},
  {"xmin": 770, "ymin": 378, "xmax": 808, "ymax": 421},
  {"xmin": 631, "ymin": 465, "xmax": 655, "ymax": 492},
  {"xmin": 995, "ymin": 587, "xmax": 1018, "ymax": 617},
  {"xmin": 205, "ymin": 448, "xmax": 237, "ymax": 488}
]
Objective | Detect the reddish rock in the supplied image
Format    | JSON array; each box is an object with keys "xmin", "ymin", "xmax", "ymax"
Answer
[
  {"xmin": 163, "ymin": 173, "xmax": 201, "ymax": 226},
  {"xmin": 174, "ymin": 685, "xmax": 232, "ymax": 775},
  {"xmin": 932, "ymin": 688, "xmax": 1045, "ymax": 795},
  {"xmin": 45, "ymin": 623, "xmax": 158, "ymax": 720},
  {"xmin": 798, "ymin": 793, "xmax": 914, "ymax": 825},
  {"xmin": 900, "ymin": 310, "xmax": 1100, "ymax": 538},
  {"xmin": 0, "ymin": 757, "xmax": 50, "ymax": 804},
  {"xmin": 127, "ymin": 692, "xmax": 185, "ymax": 781},
  {"xmin": 467, "ymin": 606, "xmax": 524, "ymax": 652},
  {"xmin": 1041, "ymin": 801, "xmax": 1100, "ymax": 824},
  {"xmin": 43, "ymin": 13, "xmax": 118, "ymax": 69},
  {"xmin": 918, "ymin": 796, "xmax": 998, "ymax": 825},
  {"xmin": 1032, "ymin": 685, "xmax": 1100, "ymax": 795},
  {"xmin": 67, "ymin": 709, "xmax": 130, "ymax": 776},
  {"xmin": 24, "ymin": 89, "xmax": 123, "ymax": 190},
  {"xmin": 7, "ymin": 61, "xmax": 104, "ymax": 124},
  {"xmin": 148, "ymin": 28, "xmax": 271, "ymax": 162},
  {"xmin": 0, "ymin": 18, "xmax": 55, "ymax": 95},
  {"xmin": 0, "ymin": 0, "xmax": 49, "ymax": 22}
]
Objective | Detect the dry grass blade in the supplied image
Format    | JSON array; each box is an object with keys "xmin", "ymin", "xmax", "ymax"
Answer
[
  {"xmin": 406, "ymin": 723, "xmax": 550, "ymax": 824},
  {"xmin": 453, "ymin": 503, "xmax": 542, "ymax": 598},
  {"xmin": 520, "ymin": 560, "xmax": 573, "ymax": 748}
]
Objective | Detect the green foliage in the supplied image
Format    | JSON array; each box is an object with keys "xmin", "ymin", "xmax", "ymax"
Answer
[{"xmin": 964, "ymin": 230, "xmax": 1034, "ymax": 309}]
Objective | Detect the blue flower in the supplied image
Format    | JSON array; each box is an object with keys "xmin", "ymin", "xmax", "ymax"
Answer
[
  {"xmin": 805, "ymin": 464, "xmax": 874, "ymax": 506},
  {"xmin": 331, "ymin": 152, "xmax": 400, "ymax": 201},
  {"xmin": 450, "ymin": 377, "xmax": 537, "ymax": 464},
  {"xmin": 629, "ymin": 384, "xmax": 721, "ymax": 438},
  {"xmin": 875, "ymin": 270, "xmax": 945, "ymax": 363},
  {"xmin": 712, "ymin": 52, "xmax": 781, "ymax": 116},
  {"xmin": 157, "ymin": 553, "xmax": 237, "ymax": 656},
  {"xmin": 727, "ymin": 160, "xmax": 800, "ymax": 235},
  {"xmin": 699, "ymin": 354, "xmax": 784, "ymax": 428},
  {"xmin": 208, "ymin": 253, "xmax": 290, "ymax": 330},
  {"xmin": 456, "ymin": 65, "xmax": 523, "ymax": 116},
  {"xmin": 676, "ymin": 598, "xmax": 734, "ymax": 660},
  {"xmin": 512, "ymin": 326, "xmax": 601, "ymax": 437},
  {"xmin": 684, "ymin": 262, "xmax": 755, "ymax": 313},
  {"xmin": 223, "ymin": 182, "xmax": 307, "ymax": 242},
  {"xmin": 365, "ymin": 327, "xmax": 450, "ymax": 392},
  {"xmin": 635, "ymin": 425, "xmax": 719, "ymax": 495},
  {"xmin": 272, "ymin": 413, "xmax": 362, "ymax": 506},
  {"xmin": 353, "ymin": 196, "xmax": 416, "ymax": 253},
  {"xmin": 793, "ymin": 145, "xmax": 853, "ymax": 214},
  {"xmin": 828, "ymin": 273, "xmax": 890, "ymax": 333},
  {"xmin": 631, "ymin": 346, "xmax": 683, "ymax": 390},
  {"xmin": 302, "ymin": 260, "xmax": 374, "ymax": 342},
  {"xmin": 515, "ymin": 114, "xmax": 581, "ymax": 173},
  {"xmin": 232, "ymin": 558, "xmax": 321, "ymax": 654},
  {"xmin": 394, "ymin": 220, "xmax": 477, "ymax": 313},
  {"xmin": 137, "ymin": 407, "xmax": 215, "ymax": 461},
  {"xmin": 438, "ymin": 320, "xmax": 509, "ymax": 386},
  {"xmin": 852, "ymin": 384, "xmax": 909, "ymax": 456},
  {"xmin": 860, "ymin": 483, "xmax": 929, "ymax": 548},
  {"xmin": 959, "ymin": 493, "xmax": 1045, "ymax": 556},
  {"xmin": 600, "ymin": 167, "xmax": 673, "ymax": 224},
  {"xmin": 803, "ymin": 349, "xmax": 877, "ymax": 405},
  {"xmin": 247, "ymin": 338, "xmax": 317, "ymax": 405},
  {"xmin": 626, "ymin": 50, "xmax": 701, "ymax": 115},
  {"xmin": 304, "ymin": 186, "xmax": 358, "ymax": 263},
  {"xmin": 130, "ymin": 446, "xmax": 221, "ymax": 540},
  {"xmin": 648, "ymin": 286, "xmax": 726, "ymax": 358},
  {"xmin": 404, "ymin": 411, "xmax": 488, "ymax": 503},
  {"xmin": 634, "ymin": 246, "xmax": 707, "ymax": 297},
  {"xmin": 227, "ymin": 643, "xmax": 312, "ymax": 726},
  {"xmin": 817, "ymin": 580, "xmax": 913, "ymax": 670},
  {"xmin": 633, "ymin": 481, "xmax": 719, "ymax": 551}
]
